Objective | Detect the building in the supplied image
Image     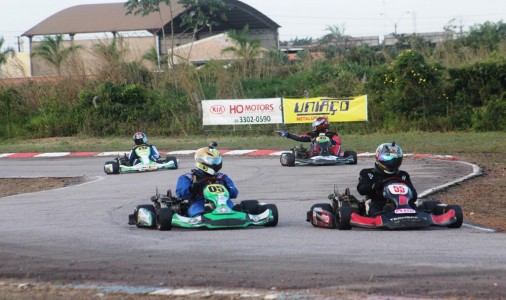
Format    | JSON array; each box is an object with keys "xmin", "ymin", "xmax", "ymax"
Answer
[{"xmin": 19, "ymin": 1, "xmax": 280, "ymax": 77}]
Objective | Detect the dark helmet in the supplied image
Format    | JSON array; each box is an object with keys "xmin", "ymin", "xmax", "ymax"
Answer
[
  {"xmin": 133, "ymin": 132, "xmax": 148, "ymax": 145},
  {"xmin": 312, "ymin": 116, "xmax": 329, "ymax": 133},
  {"xmin": 375, "ymin": 142, "xmax": 403, "ymax": 174},
  {"xmin": 194, "ymin": 144, "xmax": 222, "ymax": 176}
]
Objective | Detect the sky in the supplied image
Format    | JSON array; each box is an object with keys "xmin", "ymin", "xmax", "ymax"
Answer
[{"xmin": 1, "ymin": 0, "xmax": 504, "ymax": 51}]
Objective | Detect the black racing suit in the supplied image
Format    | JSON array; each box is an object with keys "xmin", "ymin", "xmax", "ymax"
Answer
[{"xmin": 357, "ymin": 166, "xmax": 418, "ymax": 216}]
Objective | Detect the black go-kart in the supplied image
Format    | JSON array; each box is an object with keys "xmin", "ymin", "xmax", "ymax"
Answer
[
  {"xmin": 307, "ymin": 177, "xmax": 463, "ymax": 230},
  {"xmin": 280, "ymin": 134, "xmax": 357, "ymax": 166}
]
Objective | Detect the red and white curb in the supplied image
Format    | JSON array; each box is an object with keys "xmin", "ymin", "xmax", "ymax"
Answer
[{"xmin": 0, "ymin": 150, "xmax": 458, "ymax": 160}]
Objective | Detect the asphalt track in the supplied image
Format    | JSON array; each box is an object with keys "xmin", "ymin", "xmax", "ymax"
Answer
[{"xmin": 1, "ymin": 153, "xmax": 505, "ymax": 299}]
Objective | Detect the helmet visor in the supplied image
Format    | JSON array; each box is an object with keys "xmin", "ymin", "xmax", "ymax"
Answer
[{"xmin": 201, "ymin": 155, "xmax": 222, "ymax": 166}]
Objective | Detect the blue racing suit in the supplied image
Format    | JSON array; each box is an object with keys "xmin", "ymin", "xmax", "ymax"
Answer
[
  {"xmin": 128, "ymin": 144, "xmax": 160, "ymax": 165},
  {"xmin": 176, "ymin": 170, "xmax": 239, "ymax": 217}
]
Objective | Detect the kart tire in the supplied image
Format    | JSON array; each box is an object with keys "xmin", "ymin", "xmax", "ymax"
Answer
[
  {"xmin": 134, "ymin": 204, "xmax": 156, "ymax": 228},
  {"xmin": 166, "ymin": 156, "xmax": 178, "ymax": 169},
  {"xmin": 343, "ymin": 151, "xmax": 358, "ymax": 165},
  {"xmin": 104, "ymin": 160, "xmax": 120, "ymax": 174},
  {"xmin": 446, "ymin": 204, "xmax": 463, "ymax": 228},
  {"xmin": 309, "ymin": 203, "xmax": 335, "ymax": 228},
  {"xmin": 335, "ymin": 206, "xmax": 352, "ymax": 230},
  {"xmin": 240, "ymin": 200, "xmax": 260, "ymax": 214},
  {"xmin": 259, "ymin": 204, "xmax": 278, "ymax": 227},
  {"xmin": 156, "ymin": 207, "xmax": 173, "ymax": 231},
  {"xmin": 280, "ymin": 153, "xmax": 295, "ymax": 167}
]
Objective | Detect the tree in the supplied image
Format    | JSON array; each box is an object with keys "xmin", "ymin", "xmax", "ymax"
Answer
[
  {"xmin": 0, "ymin": 37, "xmax": 16, "ymax": 75},
  {"xmin": 319, "ymin": 24, "xmax": 351, "ymax": 57},
  {"xmin": 222, "ymin": 25, "xmax": 264, "ymax": 76},
  {"xmin": 31, "ymin": 35, "xmax": 82, "ymax": 76}
]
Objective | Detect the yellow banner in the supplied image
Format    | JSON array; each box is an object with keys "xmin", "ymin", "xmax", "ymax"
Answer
[{"xmin": 282, "ymin": 95, "xmax": 368, "ymax": 123}]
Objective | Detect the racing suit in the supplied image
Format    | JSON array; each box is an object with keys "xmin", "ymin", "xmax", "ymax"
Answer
[
  {"xmin": 176, "ymin": 170, "xmax": 239, "ymax": 217},
  {"xmin": 284, "ymin": 131, "xmax": 342, "ymax": 157},
  {"xmin": 128, "ymin": 144, "xmax": 160, "ymax": 165},
  {"xmin": 357, "ymin": 166, "xmax": 417, "ymax": 216}
]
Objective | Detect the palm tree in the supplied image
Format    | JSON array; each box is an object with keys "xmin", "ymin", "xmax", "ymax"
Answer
[
  {"xmin": 0, "ymin": 37, "xmax": 16, "ymax": 73},
  {"xmin": 31, "ymin": 34, "xmax": 82, "ymax": 76},
  {"xmin": 221, "ymin": 25, "xmax": 264, "ymax": 76}
]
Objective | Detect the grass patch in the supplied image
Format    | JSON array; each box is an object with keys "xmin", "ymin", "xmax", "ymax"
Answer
[{"xmin": 0, "ymin": 131, "xmax": 505, "ymax": 154}]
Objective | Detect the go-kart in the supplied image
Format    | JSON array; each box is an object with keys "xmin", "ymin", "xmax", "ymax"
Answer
[
  {"xmin": 104, "ymin": 147, "xmax": 178, "ymax": 174},
  {"xmin": 306, "ymin": 177, "xmax": 463, "ymax": 230},
  {"xmin": 280, "ymin": 134, "xmax": 357, "ymax": 166},
  {"xmin": 128, "ymin": 177, "xmax": 278, "ymax": 230}
]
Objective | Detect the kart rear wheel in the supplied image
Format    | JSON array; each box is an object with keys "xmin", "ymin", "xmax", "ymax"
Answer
[
  {"xmin": 104, "ymin": 160, "xmax": 120, "ymax": 174},
  {"xmin": 280, "ymin": 153, "xmax": 295, "ymax": 167},
  {"xmin": 343, "ymin": 151, "xmax": 358, "ymax": 165},
  {"xmin": 240, "ymin": 200, "xmax": 260, "ymax": 214},
  {"xmin": 133, "ymin": 204, "xmax": 156, "ymax": 228},
  {"xmin": 165, "ymin": 156, "xmax": 178, "ymax": 169},
  {"xmin": 156, "ymin": 207, "xmax": 173, "ymax": 231},
  {"xmin": 446, "ymin": 204, "xmax": 463, "ymax": 228},
  {"xmin": 335, "ymin": 206, "xmax": 352, "ymax": 230},
  {"xmin": 259, "ymin": 204, "xmax": 278, "ymax": 227}
]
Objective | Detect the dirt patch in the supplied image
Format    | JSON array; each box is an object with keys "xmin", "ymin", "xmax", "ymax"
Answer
[
  {"xmin": 428, "ymin": 153, "xmax": 506, "ymax": 232},
  {"xmin": 0, "ymin": 177, "xmax": 79, "ymax": 197}
]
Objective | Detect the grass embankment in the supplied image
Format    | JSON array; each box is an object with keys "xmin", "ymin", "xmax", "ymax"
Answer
[{"xmin": 1, "ymin": 131, "xmax": 505, "ymax": 154}]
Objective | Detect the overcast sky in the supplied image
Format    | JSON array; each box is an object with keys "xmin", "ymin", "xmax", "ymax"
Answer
[{"xmin": 1, "ymin": 0, "xmax": 504, "ymax": 51}]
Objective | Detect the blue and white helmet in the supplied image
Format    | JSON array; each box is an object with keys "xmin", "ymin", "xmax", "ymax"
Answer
[{"xmin": 375, "ymin": 142, "xmax": 403, "ymax": 174}]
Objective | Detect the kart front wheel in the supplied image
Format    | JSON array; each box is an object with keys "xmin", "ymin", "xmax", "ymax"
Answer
[
  {"xmin": 104, "ymin": 160, "xmax": 120, "ymax": 174},
  {"xmin": 335, "ymin": 206, "xmax": 352, "ymax": 230},
  {"xmin": 280, "ymin": 153, "xmax": 295, "ymax": 166},
  {"xmin": 132, "ymin": 204, "xmax": 156, "ymax": 228},
  {"xmin": 156, "ymin": 207, "xmax": 173, "ymax": 231},
  {"xmin": 308, "ymin": 203, "xmax": 336, "ymax": 228},
  {"xmin": 446, "ymin": 204, "xmax": 463, "ymax": 228}
]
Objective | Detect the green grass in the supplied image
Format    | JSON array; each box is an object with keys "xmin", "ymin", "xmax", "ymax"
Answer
[{"xmin": 1, "ymin": 131, "xmax": 505, "ymax": 154}]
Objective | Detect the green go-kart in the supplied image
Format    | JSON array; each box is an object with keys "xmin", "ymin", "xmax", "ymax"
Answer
[
  {"xmin": 128, "ymin": 178, "xmax": 278, "ymax": 230},
  {"xmin": 104, "ymin": 146, "xmax": 178, "ymax": 174}
]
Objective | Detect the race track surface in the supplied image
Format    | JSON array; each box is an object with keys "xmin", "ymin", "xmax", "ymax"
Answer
[{"xmin": 1, "ymin": 155, "xmax": 505, "ymax": 299}]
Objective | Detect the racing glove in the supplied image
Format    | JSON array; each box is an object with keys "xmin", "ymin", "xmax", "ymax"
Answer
[{"xmin": 276, "ymin": 130, "xmax": 289, "ymax": 138}]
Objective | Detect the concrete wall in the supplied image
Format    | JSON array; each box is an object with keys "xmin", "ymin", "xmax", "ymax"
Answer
[{"xmin": 29, "ymin": 35, "xmax": 157, "ymax": 76}]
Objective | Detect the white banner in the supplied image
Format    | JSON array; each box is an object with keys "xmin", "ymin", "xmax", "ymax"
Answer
[{"xmin": 202, "ymin": 98, "xmax": 283, "ymax": 125}]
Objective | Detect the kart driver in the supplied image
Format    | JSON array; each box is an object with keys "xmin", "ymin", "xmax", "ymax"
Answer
[
  {"xmin": 275, "ymin": 116, "xmax": 342, "ymax": 157},
  {"xmin": 128, "ymin": 132, "xmax": 160, "ymax": 165},
  {"xmin": 176, "ymin": 143, "xmax": 239, "ymax": 217},
  {"xmin": 357, "ymin": 142, "xmax": 418, "ymax": 216}
]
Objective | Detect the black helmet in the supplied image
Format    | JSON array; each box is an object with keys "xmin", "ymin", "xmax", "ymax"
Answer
[
  {"xmin": 133, "ymin": 132, "xmax": 148, "ymax": 145},
  {"xmin": 375, "ymin": 142, "xmax": 403, "ymax": 174}
]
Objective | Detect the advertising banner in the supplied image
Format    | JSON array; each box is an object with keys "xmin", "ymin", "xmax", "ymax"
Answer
[
  {"xmin": 282, "ymin": 95, "xmax": 368, "ymax": 123},
  {"xmin": 202, "ymin": 98, "xmax": 283, "ymax": 125}
]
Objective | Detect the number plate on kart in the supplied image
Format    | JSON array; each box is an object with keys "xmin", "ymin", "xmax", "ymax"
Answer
[{"xmin": 387, "ymin": 184, "xmax": 408, "ymax": 194}]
